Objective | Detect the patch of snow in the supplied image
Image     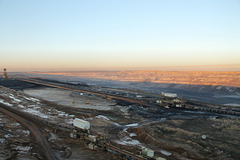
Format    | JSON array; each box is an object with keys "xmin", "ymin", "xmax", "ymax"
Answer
[
  {"xmin": 9, "ymin": 96, "xmax": 21, "ymax": 103},
  {"xmin": 11, "ymin": 123, "xmax": 20, "ymax": 127},
  {"xmin": 129, "ymin": 133, "xmax": 137, "ymax": 137},
  {"xmin": 224, "ymin": 103, "xmax": 240, "ymax": 107},
  {"xmin": 216, "ymin": 86, "xmax": 222, "ymax": 90},
  {"xmin": 29, "ymin": 104, "xmax": 40, "ymax": 108},
  {"xmin": 160, "ymin": 150, "xmax": 172, "ymax": 156},
  {"xmin": 16, "ymin": 129, "xmax": 30, "ymax": 136},
  {"xmin": 96, "ymin": 115, "xmax": 110, "ymax": 120},
  {"xmin": 160, "ymin": 118, "xmax": 166, "ymax": 121},
  {"xmin": 48, "ymin": 133, "xmax": 59, "ymax": 141},
  {"xmin": 214, "ymin": 95, "xmax": 240, "ymax": 99},
  {"xmin": 113, "ymin": 122, "xmax": 122, "ymax": 126},
  {"xmin": 58, "ymin": 113, "xmax": 68, "ymax": 117},
  {"xmin": 125, "ymin": 123, "xmax": 138, "ymax": 127},
  {"xmin": 4, "ymin": 133, "xmax": 13, "ymax": 138},
  {"xmin": 0, "ymin": 99, "xmax": 13, "ymax": 106},
  {"xmin": 50, "ymin": 109, "xmax": 57, "ymax": 112},
  {"xmin": 66, "ymin": 119, "xmax": 73, "ymax": 124},
  {"xmin": 184, "ymin": 110, "xmax": 206, "ymax": 114},
  {"xmin": 22, "ymin": 130, "xmax": 30, "ymax": 136},
  {"xmin": 0, "ymin": 138, "xmax": 5, "ymax": 143},
  {"xmin": 14, "ymin": 146, "xmax": 32, "ymax": 153},
  {"xmin": 9, "ymin": 95, "xmax": 21, "ymax": 103},
  {"xmin": 24, "ymin": 96, "xmax": 40, "ymax": 102},
  {"xmin": 209, "ymin": 116, "xmax": 218, "ymax": 119},
  {"xmin": 115, "ymin": 138, "xmax": 141, "ymax": 146},
  {"xmin": 18, "ymin": 104, "xmax": 26, "ymax": 108},
  {"xmin": 226, "ymin": 87, "xmax": 234, "ymax": 92},
  {"xmin": 23, "ymin": 108, "xmax": 49, "ymax": 118},
  {"xmin": 123, "ymin": 128, "xmax": 128, "ymax": 132},
  {"xmin": 33, "ymin": 106, "xmax": 41, "ymax": 109},
  {"xmin": 57, "ymin": 110, "xmax": 65, "ymax": 114}
]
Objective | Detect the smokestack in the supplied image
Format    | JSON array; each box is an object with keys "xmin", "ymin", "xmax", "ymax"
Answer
[{"xmin": 3, "ymin": 68, "xmax": 8, "ymax": 79}]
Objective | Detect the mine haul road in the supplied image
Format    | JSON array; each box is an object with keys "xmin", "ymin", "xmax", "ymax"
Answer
[{"xmin": 0, "ymin": 103, "xmax": 58, "ymax": 160}]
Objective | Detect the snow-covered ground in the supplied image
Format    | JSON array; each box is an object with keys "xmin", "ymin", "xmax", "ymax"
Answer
[
  {"xmin": 93, "ymin": 114, "xmax": 146, "ymax": 148},
  {"xmin": 0, "ymin": 99, "xmax": 13, "ymax": 106},
  {"xmin": 23, "ymin": 88, "xmax": 115, "ymax": 110},
  {"xmin": 224, "ymin": 103, "xmax": 240, "ymax": 107},
  {"xmin": 114, "ymin": 122, "xmax": 144, "ymax": 148},
  {"xmin": 0, "ymin": 86, "xmax": 74, "ymax": 126},
  {"xmin": 96, "ymin": 115, "xmax": 110, "ymax": 120},
  {"xmin": 115, "ymin": 137, "xmax": 142, "ymax": 146}
]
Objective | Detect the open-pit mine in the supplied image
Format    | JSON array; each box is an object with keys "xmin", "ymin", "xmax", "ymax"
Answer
[{"xmin": 0, "ymin": 72, "xmax": 240, "ymax": 160}]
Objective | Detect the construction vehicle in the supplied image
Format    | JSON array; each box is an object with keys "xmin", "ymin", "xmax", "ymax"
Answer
[{"xmin": 70, "ymin": 118, "xmax": 107, "ymax": 150}]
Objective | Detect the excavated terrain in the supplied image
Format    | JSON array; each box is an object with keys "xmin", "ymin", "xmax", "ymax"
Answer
[
  {"xmin": 0, "ymin": 78, "xmax": 240, "ymax": 160},
  {"xmin": 36, "ymin": 71, "xmax": 240, "ymax": 87},
  {"xmin": 0, "ymin": 85, "xmax": 118, "ymax": 160}
]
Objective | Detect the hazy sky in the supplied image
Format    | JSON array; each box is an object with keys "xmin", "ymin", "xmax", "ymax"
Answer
[{"xmin": 0, "ymin": 0, "xmax": 240, "ymax": 71}]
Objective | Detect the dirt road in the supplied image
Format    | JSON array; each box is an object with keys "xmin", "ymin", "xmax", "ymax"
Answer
[{"xmin": 0, "ymin": 104, "xmax": 58, "ymax": 160}]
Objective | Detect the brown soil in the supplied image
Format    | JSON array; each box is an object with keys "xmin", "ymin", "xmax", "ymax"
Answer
[
  {"xmin": 0, "ymin": 105, "xmax": 57, "ymax": 160},
  {"xmin": 127, "ymin": 119, "xmax": 240, "ymax": 160},
  {"xmin": 0, "ymin": 111, "xmax": 43, "ymax": 159}
]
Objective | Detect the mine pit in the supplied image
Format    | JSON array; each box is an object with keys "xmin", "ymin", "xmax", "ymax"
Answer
[{"xmin": 0, "ymin": 78, "xmax": 240, "ymax": 160}]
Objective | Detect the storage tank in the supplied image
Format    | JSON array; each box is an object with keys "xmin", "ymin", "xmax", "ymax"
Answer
[{"xmin": 73, "ymin": 118, "xmax": 90, "ymax": 130}]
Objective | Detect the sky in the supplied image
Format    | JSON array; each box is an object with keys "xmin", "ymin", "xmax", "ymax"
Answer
[{"xmin": 0, "ymin": 0, "xmax": 240, "ymax": 71}]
